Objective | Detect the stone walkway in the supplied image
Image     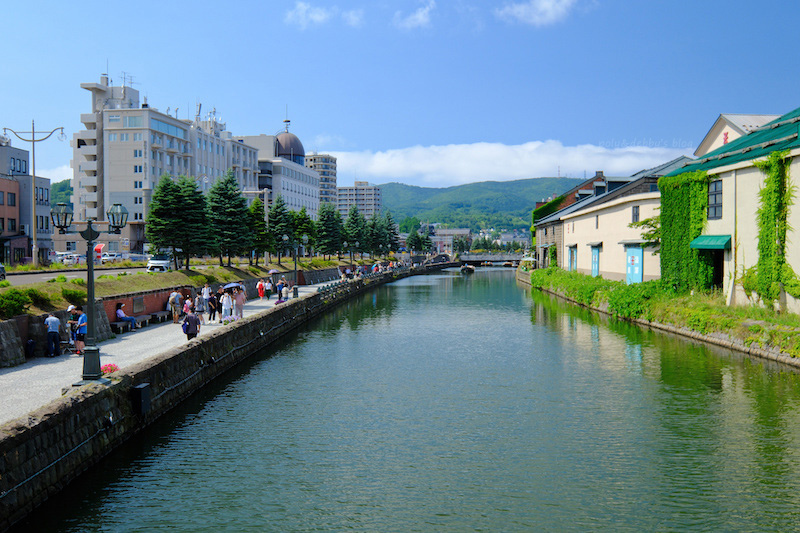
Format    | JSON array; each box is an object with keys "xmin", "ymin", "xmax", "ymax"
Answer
[{"xmin": 0, "ymin": 283, "xmax": 330, "ymax": 427}]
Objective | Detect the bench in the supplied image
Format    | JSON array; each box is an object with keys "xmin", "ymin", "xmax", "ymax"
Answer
[
  {"xmin": 152, "ymin": 310, "xmax": 170, "ymax": 323},
  {"xmin": 110, "ymin": 321, "xmax": 132, "ymax": 334},
  {"xmin": 134, "ymin": 314, "xmax": 152, "ymax": 327}
]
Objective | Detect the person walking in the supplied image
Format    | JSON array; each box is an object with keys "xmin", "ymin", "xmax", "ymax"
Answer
[
  {"xmin": 183, "ymin": 309, "xmax": 201, "ymax": 341},
  {"xmin": 257, "ymin": 279, "xmax": 265, "ymax": 300},
  {"xmin": 265, "ymin": 279, "xmax": 273, "ymax": 300},
  {"xmin": 168, "ymin": 290, "xmax": 182, "ymax": 323},
  {"xmin": 220, "ymin": 290, "xmax": 233, "ymax": 322},
  {"xmin": 183, "ymin": 296, "xmax": 193, "ymax": 317},
  {"xmin": 234, "ymin": 287, "xmax": 246, "ymax": 319},
  {"xmin": 201, "ymin": 282, "xmax": 212, "ymax": 310},
  {"xmin": 115, "ymin": 303, "xmax": 139, "ymax": 329},
  {"xmin": 281, "ymin": 283, "xmax": 290, "ymax": 301},
  {"xmin": 44, "ymin": 313, "xmax": 61, "ymax": 357},
  {"xmin": 276, "ymin": 280, "xmax": 285, "ymax": 302},
  {"xmin": 207, "ymin": 291, "xmax": 218, "ymax": 322},
  {"xmin": 194, "ymin": 293, "xmax": 206, "ymax": 324}
]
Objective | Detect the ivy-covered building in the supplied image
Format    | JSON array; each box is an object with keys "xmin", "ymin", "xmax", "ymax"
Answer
[{"xmin": 660, "ymin": 106, "xmax": 800, "ymax": 309}]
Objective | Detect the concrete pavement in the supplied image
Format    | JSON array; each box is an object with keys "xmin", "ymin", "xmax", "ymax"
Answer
[{"xmin": 0, "ymin": 282, "xmax": 329, "ymax": 427}]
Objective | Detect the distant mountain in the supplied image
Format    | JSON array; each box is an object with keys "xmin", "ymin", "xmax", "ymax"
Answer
[
  {"xmin": 379, "ymin": 177, "xmax": 582, "ymax": 231},
  {"xmin": 51, "ymin": 180, "xmax": 72, "ymax": 208}
]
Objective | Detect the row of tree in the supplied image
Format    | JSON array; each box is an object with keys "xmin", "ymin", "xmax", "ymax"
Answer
[{"xmin": 145, "ymin": 172, "xmax": 402, "ymax": 268}]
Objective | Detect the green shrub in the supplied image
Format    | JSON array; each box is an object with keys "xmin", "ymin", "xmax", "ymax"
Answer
[
  {"xmin": 61, "ymin": 288, "xmax": 87, "ymax": 305},
  {"xmin": 0, "ymin": 280, "xmax": 10, "ymax": 288},
  {"xmin": 47, "ymin": 274, "xmax": 68, "ymax": 283},
  {"xmin": 24, "ymin": 288, "xmax": 50, "ymax": 307},
  {"xmin": 0, "ymin": 288, "xmax": 31, "ymax": 318},
  {"xmin": 605, "ymin": 281, "xmax": 664, "ymax": 320},
  {"xmin": 70, "ymin": 278, "xmax": 86, "ymax": 286},
  {"xmin": 189, "ymin": 275, "xmax": 207, "ymax": 286}
]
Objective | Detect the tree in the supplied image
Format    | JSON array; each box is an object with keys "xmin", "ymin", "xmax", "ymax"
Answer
[
  {"xmin": 384, "ymin": 211, "xmax": 400, "ymax": 252},
  {"xmin": 268, "ymin": 195, "xmax": 293, "ymax": 265},
  {"xmin": 406, "ymin": 230, "xmax": 422, "ymax": 253},
  {"xmin": 146, "ymin": 175, "xmax": 183, "ymax": 269},
  {"xmin": 453, "ymin": 236, "xmax": 471, "ymax": 254},
  {"xmin": 292, "ymin": 207, "xmax": 316, "ymax": 252},
  {"xmin": 174, "ymin": 176, "xmax": 211, "ymax": 270},
  {"xmin": 207, "ymin": 170, "xmax": 250, "ymax": 266},
  {"xmin": 343, "ymin": 205, "xmax": 367, "ymax": 255},
  {"xmin": 247, "ymin": 198, "xmax": 269, "ymax": 265},
  {"xmin": 629, "ymin": 215, "xmax": 661, "ymax": 254},
  {"xmin": 316, "ymin": 202, "xmax": 341, "ymax": 259},
  {"xmin": 399, "ymin": 216, "xmax": 421, "ymax": 233}
]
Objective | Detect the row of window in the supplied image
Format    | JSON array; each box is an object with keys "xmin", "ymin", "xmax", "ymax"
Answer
[
  {"xmin": 0, "ymin": 217, "xmax": 17, "ymax": 232},
  {"xmin": 108, "ymin": 133, "xmax": 144, "ymax": 142},
  {"xmin": 0, "ymin": 192, "xmax": 17, "ymax": 206},
  {"xmin": 8, "ymin": 157, "xmax": 27, "ymax": 174}
]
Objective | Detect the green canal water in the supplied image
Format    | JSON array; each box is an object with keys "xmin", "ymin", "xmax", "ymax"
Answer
[{"xmin": 17, "ymin": 269, "xmax": 800, "ymax": 531}]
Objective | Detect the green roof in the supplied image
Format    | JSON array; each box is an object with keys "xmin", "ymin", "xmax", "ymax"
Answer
[
  {"xmin": 666, "ymin": 106, "xmax": 800, "ymax": 176},
  {"xmin": 690, "ymin": 234, "xmax": 731, "ymax": 250}
]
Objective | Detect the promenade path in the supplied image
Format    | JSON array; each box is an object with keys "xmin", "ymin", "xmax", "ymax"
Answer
[{"xmin": 0, "ymin": 282, "xmax": 329, "ymax": 427}]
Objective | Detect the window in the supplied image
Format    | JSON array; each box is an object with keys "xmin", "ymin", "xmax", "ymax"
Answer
[
  {"xmin": 108, "ymin": 133, "xmax": 117, "ymax": 142},
  {"xmin": 120, "ymin": 133, "xmax": 129, "ymax": 142},
  {"xmin": 134, "ymin": 165, "xmax": 143, "ymax": 173},
  {"xmin": 108, "ymin": 114, "xmax": 120, "ymax": 122},
  {"xmin": 8, "ymin": 193, "xmax": 15, "ymax": 206},
  {"xmin": 134, "ymin": 133, "xmax": 143, "ymax": 141},
  {"xmin": 134, "ymin": 149, "xmax": 143, "ymax": 158},
  {"xmin": 9, "ymin": 218, "xmax": 16, "ymax": 231},
  {"xmin": 66, "ymin": 241, "xmax": 76, "ymax": 251},
  {"xmin": 595, "ymin": 215, "xmax": 599, "ymax": 229},
  {"xmin": 0, "ymin": 218, "xmax": 4, "ymax": 232},
  {"xmin": 134, "ymin": 181, "xmax": 143, "ymax": 189},
  {"xmin": 708, "ymin": 179, "xmax": 722, "ymax": 219},
  {"xmin": 0, "ymin": 191, "xmax": 5, "ymax": 205},
  {"xmin": 123, "ymin": 115, "xmax": 143, "ymax": 128},
  {"xmin": 632, "ymin": 205, "xmax": 640, "ymax": 223}
]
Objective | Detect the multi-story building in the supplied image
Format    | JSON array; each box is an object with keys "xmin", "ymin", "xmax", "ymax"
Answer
[
  {"xmin": 0, "ymin": 138, "xmax": 52, "ymax": 264},
  {"xmin": 65, "ymin": 74, "xmax": 258, "ymax": 254},
  {"xmin": 337, "ymin": 181, "xmax": 382, "ymax": 219},
  {"xmin": 237, "ymin": 122, "xmax": 320, "ymax": 219},
  {"xmin": 305, "ymin": 152, "xmax": 336, "ymax": 205}
]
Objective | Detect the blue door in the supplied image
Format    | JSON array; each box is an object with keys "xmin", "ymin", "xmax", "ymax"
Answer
[
  {"xmin": 591, "ymin": 247, "xmax": 600, "ymax": 277},
  {"xmin": 626, "ymin": 246, "xmax": 643, "ymax": 284},
  {"xmin": 568, "ymin": 247, "xmax": 577, "ymax": 271}
]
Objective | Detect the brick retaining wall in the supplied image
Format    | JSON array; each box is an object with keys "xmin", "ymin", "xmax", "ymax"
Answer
[{"xmin": 0, "ymin": 269, "xmax": 412, "ymax": 530}]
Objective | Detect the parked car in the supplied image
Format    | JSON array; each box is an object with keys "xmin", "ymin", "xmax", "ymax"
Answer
[
  {"xmin": 101, "ymin": 252, "xmax": 121, "ymax": 264},
  {"xmin": 54, "ymin": 251, "xmax": 73, "ymax": 264},
  {"xmin": 63, "ymin": 254, "xmax": 85, "ymax": 266},
  {"xmin": 0, "ymin": 263, "xmax": 5, "ymax": 280},
  {"xmin": 146, "ymin": 254, "xmax": 173, "ymax": 272}
]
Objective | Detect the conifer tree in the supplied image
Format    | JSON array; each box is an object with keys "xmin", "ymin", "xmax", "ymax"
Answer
[
  {"xmin": 315, "ymin": 202, "xmax": 341, "ymax": 260},
  {"xmin": 344, "ymin": 205, "xmax": 367, "ymax": 254},
  {"xmin": 207, "ymin": 170, "xmax": 250, "ymax": 266},
  {"xmin": 384, "ymin": 211, "xmax": 400, "ymax": 252},
  {"xmin": 146, "ymin": 175, "xmax": 183, "ymax": 269},
  {"xmin": 292, "ymin": 207, "xmax": 316, "ymax": 250},
  {"xmin": 174, "ymin": 176, "xmax": 210, "ymax": 269},
  {"xmin": 247, "ymin": 198, "xmax": 269, "ymax": 266},
  {"xmin": 268, "ymin": 195, "xmax": 293, "ymax": 265}
]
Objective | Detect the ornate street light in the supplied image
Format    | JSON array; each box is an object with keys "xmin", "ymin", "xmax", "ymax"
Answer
[
  {"xmin": 51, "ymin": 202, "xmax": 128, "ymax": 385},
  {"xmin": 3, "ymin": 121, "xmax": 66, "ymax": 267}
]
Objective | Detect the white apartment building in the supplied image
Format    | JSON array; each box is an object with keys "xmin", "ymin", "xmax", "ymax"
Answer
[
  {"xmin": 337, "ymin": 181, "xmax": 382, "ymax": 219},
  {"xmin": 237, "ymin": 123, "xmax": 320, "ymax": 219},
  {"xmin": 305, "ymin": 153, "xmax": 337, "ymax": 205},
  {"xmin": 68, "ymin": 74, "xmax": 258, "ymax": 253}
]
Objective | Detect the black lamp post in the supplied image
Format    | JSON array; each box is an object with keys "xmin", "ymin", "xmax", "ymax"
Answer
[
  {"xmin": 282, "ymin": 234, "xmax": 308, "ymax": 288},
  {"xmin": 51, "ymin": 202, "xmax": 128, "ymax": 384}
]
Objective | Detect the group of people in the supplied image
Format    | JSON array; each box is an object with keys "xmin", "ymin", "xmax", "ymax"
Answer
[
  {"xmin": 173, "ymin": 282, "xmax": 249, "ymax": 340},
  {"xmin": 256, "ymin": 277, "xmax": 292, "ymax": 302},
  {"xmin": 43, "ymin": 304, "xmax": 87, "ymax": 357}
]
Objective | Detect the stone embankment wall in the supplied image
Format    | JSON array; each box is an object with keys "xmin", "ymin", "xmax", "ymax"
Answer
[{"xmin": 0, "ymin": 269, "xmax": 412, "ymax": 531}]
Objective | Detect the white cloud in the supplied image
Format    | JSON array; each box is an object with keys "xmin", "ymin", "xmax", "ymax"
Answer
[
  {"xmin": 285, "ymin": 2, "xmax": 334, "ymax": 29},
  {"xmin": 394, "ymin": 0, "xmax": 436, "ymax": 30},
  {"xmin": 39, "ymin": 164, "xmax": 72, "ymax": 183},
  {"xmin": 495, "ymin": 0, "xmax": 577, "ymax": 26},
  {"xmin": 331, "ymin": 140, "xmax": 691, "ymax": 187},
  {"xmin": 342, "ymin": 9, "xmax": 364, "ymax": 28}
]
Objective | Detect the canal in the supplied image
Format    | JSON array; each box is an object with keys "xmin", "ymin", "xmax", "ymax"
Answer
[{"xmin": 16, "ymin": 269, "xmax": 800, "ymax": 531}]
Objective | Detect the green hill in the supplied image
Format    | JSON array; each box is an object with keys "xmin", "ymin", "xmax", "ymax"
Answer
[
  {"xmin": 379, "ymin": 177, "xmax": 581, "ymax": 231},
  {"xmin": 51, "ymin": 180, "xmax": 72, "ymax": 208}
]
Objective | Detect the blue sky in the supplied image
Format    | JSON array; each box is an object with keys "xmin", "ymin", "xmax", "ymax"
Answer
[{"xmin": 4, "ymin": 0, "xmax": 800, "ymax": 187}]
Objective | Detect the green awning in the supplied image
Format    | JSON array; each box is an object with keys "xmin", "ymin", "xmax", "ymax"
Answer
[{"xmin": 690, "ymin": 234, "xmax": 731, "ymax": 250}]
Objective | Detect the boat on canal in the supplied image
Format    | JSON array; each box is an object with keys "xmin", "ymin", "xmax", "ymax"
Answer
[{"xmin": 460, "ymin": 264, "xmax": 475, "ymax": 274}]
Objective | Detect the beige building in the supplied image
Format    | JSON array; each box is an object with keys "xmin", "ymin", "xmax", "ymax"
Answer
[
  {"xmin": 67, "ymin": 74, "xmax": 257, "ymax": 254},
  {"xmin": 694, "ymin": 114, "xmax": 779, "ymax": 157},
  {"xmin": 337, "ymin": 181, "xmax": 382, "ymax": 219},
  {"xmin": 305, "ymin": 153, "xmax": 336, "ymax": 206},
  {"xmin": 561, "ymin": 183, "xmax": 661, "ymax": 282}
]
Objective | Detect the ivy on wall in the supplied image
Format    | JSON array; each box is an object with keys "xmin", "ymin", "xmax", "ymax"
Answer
[
  {"xmin": 753, "ymin": 150, "xmax": 794, "ymax": 302},
  {"xmin": 657, "ymin": 170, "xmax": 713, "ymax": 291}
]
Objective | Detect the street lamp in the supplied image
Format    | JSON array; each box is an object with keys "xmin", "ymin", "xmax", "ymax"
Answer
[
  {"xmin": 3, "ymin": 121, "xmax": 66, "ymax": 267},
  {"xmin": 283, "ymin": 234, "xmax": 308, "ymax": 289},
  {"xmin": 51, "ymin": 202, "xmax": 128, "ymax": 385}
]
